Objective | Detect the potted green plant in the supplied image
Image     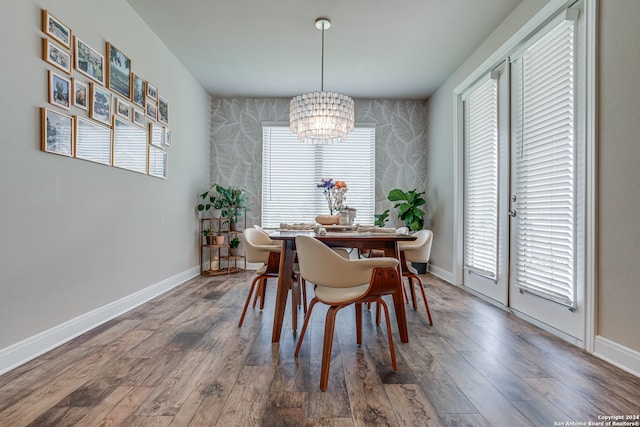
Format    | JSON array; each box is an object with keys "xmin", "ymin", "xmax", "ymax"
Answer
[
  {"xmin": 197, "ymin": 183, "xmax": 224, "ymax": 218},
  {"xmin": 388, "ymin": 188, "xmax": 428, "ymax": 273},
  {"xmin": 229, "ymin": 236, "xmax": 241, "ymax": 256},
  {"xmin": 218, "ymin": 186, "xmax": 247, "ymax": 231},
  {"xmin": 202, "ymin": 229, "xmax": 214, "ymax": 245},
  {"xmin": 388, "ymin": 188, "xmax": 426, "ymax": 232},
  {"xmin": 374, "ymin": 209, "xmax": 390, "ymax": 227}
]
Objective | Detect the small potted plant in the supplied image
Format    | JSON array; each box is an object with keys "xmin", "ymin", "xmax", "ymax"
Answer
[
  {"xmin": 214, "ymin": 232, "xmax": 225, "ymax": 246},
  {"xmin": 229, "ymin": 236, "xmax": 241, "ymax": 256},
  {"xmin": 202, "ymin": 229, "xmax": 214, "ymax": 245},
  {"xmin": 374, "ymin": 209, "xmax": 390, "ymax": 227}
]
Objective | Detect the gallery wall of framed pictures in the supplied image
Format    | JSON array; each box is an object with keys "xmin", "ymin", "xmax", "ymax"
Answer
[{"xmin": 40, "ymin": 8, "xmax": 170, "ymax": 179}]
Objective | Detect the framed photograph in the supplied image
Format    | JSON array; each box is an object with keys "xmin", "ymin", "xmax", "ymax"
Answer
[
  {"xmin": 132, "ymin": 106, "xmax": 145, "ymax": 127},
  {"xmin": 106, "ymin": 42, "xmax": 131, "ymax": 99},
  {"xmin": 75, "ymin": 116, "xmax": 111, "ymax": 165},
  {"xmin": 73, "ymin": 79, "xmax": 88, "ymax": 110},
  {"xmin": 148, "ymin": 145, "xmax": 168, "ymax": 179},
  {"xmin": 41, "ymin": 107, "xmax": 73, "ymax": 156},
  {"xmin": 115, "ymin": 97, "xmax": 131, "ymax": 120},
  {"xmin": 90, "ymin": 83, "xmax": 111, "ymax": 125},
  {"xmin": 146, "ymin": 81, "xmax": 157, "ymax": 100},
  {"xmin": 131, "ymin": 73, "xmax": 145, "ymax": 107},
  {"xmin": 146, "ymin": 99, "xmax": 157, "ymax": 120},
  {"xmin": 149, "ymin": 122, "xmax": 164, "ymax": 147},
  {"xmin": 42, "ymin": 37, "xmax": 71, "ymax": 74},
  {"xmin": 75, "ymin": 37, "xmax": 104, "ymax": 84},
  {"xmin": 48, "ymin": 70, "xmax": 71, "ymax": 110},
  {"xmin": 158, "ymin": 96, "xmax": 169, "ymax": 125},
  {"xmin": 42, "ymin": 10, "xmax": 71, "ymax": 49},
  {"xmin": 164, "ymin": 127, "xmax": 172, "ymax": 147}
]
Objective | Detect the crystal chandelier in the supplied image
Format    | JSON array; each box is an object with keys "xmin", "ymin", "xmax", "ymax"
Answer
[{"xmin": 290, "ymin": 18, "xmax": 355, "ymax": 144}]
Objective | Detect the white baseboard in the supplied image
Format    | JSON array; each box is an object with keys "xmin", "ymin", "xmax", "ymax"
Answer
[
  {"xmin": 428, "ymin": 265, "xmax": 454, "ymax": 284},
  {"xmin": 594, "ymin": 336, "xmax": 640, "ymax": 378},
  {"xmin": 0, "ymin": 266, "xmax": 200, "ymax": 376}
]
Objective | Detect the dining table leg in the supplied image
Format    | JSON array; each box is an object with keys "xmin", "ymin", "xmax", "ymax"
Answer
[
  {"xmin": 272, "ymin": 239, "xmax": 296, "ymax": 342},
  {"xmin": 384, "ymin": 244, "xmax": 409, "ymax": 343}
]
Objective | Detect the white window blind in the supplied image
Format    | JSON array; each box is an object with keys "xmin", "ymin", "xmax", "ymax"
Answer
[
  {"xmin": 463, "ymin": 77, "xmax": 499, "ymax": 279},
  {"xmin": 511, "ymin": 14, "xmax": 577, "ymax": 307},
  {"xmin": 262, "ymin": 126, "xmax": 375, "ymax": 228}
]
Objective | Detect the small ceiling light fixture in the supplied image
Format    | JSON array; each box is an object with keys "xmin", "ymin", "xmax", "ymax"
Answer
[{"xmin": 290, "ymin": 18, "xmax": 355, "ymax": 144}]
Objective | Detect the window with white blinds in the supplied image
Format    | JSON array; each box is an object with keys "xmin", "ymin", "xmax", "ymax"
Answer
[
  {"xmin": 262, "ymin": 126, "xmax": 375, "ymax": 228},
  {"xmin": 463, "ymin": 77, "xmax": 499, "ymax": 279},
  {"xmin": 510, "ymin": 14, "xmax": 577, "ymax": 307}
]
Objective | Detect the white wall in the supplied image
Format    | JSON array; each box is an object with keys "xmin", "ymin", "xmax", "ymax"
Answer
[
  {"xmin": 597, "ymin": 0, "xmax": 640, "ymax": 352},
  {"xmin": 0, "ymin": 0, "xmax": 210, "ymax": 356},
  {"xmin": 427, "ymin": 0, "xmax": 640, "ymax": 362}
]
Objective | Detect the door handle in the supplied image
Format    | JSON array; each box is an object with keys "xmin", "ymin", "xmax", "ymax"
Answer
[{"xmin": 508, "ymin": 210, "xmax": 517, "ymax": 217}]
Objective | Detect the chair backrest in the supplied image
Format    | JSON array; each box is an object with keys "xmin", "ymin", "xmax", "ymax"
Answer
[
  {"xmin": 242, "ymin": 228, "xmax": 281, "ymax": 264},
  {"xmin": 400, "ymin": 230, "xmax": 433, "ymax": 263},
  {"xmin": 295, "ymin": 235, "xmax": 398, "ymax": 288}
]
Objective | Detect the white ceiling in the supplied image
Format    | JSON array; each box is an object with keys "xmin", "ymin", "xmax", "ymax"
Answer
[{"xmin": 126, "ymin": 0, "xmax": 523, "ymax": 100}]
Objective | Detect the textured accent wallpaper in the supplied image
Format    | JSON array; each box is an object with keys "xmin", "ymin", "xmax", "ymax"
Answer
[{"xmin": 209, "ymin": 97, "xmax": 428, "ymax": 227}]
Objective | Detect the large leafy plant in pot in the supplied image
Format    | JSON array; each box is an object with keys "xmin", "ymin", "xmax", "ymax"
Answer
[
  {"xmin": 388, "ymin": 188, "xmax": 426, "ymax": 231},
  {"xmin": 218, "ymin": 186, "xmax": 247, "ymax": 230}
]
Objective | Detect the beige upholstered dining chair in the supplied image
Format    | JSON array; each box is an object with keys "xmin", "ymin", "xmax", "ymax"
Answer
[
  {"xmin": 239, "ymin": 228, "xmax": 299, "ymax": 330},
  {"xmin": 398, "ymin": 229, "xmax": 434, "ymax": 325},
  {"xmin": 294, "ymin": 235, "xmax": 401, "ymax": 391}
]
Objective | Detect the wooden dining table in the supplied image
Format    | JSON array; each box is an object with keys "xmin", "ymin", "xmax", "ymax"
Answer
[{"xmin": 269, "ymin": 231, "xmax": 416, "ymax": 343}]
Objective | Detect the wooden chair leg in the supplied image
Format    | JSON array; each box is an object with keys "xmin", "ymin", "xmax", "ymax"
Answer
[
  {"xmin": 375, "ymin": 302, "xmax": 381, "ymax": 326},
  {"xmin": 290, "ymin": 282, "xmax": 298, "ymax": 332},
  {"xmin": 301, "ymin": 277, "xmax": 308, "ymax": 314},
  {"xmin": 320, "ymin": 305, "xmax": 340, "ymax": 391},
  {"xmin": 416, "ymin": 277, "xmax": 433, "ymax": 325},
  {"xmin": 295, "ymin": 298, "xmax": 318, "ymax": 357},
  {"xmin": 259, "ymin": 279, "xmax": 267, "ymax": 310},
  {"xmin": 252, "ymin": 278, "xmax": 263, "ymax": 308},
  {"xmin": 402, "ymin": 280, "xmax": 409, "ymax": 304},
  {"xmin": 239, "ymin": 275, "xmax": 262, "ymax": 327},
  {"xmin": 409, "ymin": 276, "xmax": 418, "ymax": 310},
  {"xmin": 376, "ymin": 298, "xmax": 398, "ymax": 370},
  {"xmin": 355, "ymin": 303, "xmax": 362, "ymax": 345}
]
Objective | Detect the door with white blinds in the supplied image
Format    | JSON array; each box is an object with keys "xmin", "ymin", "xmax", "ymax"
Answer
[
  {"xmin": 461, "ymin": 2, "xmax": 585, "ymax": 341},
  {"xmin": 262, "ymin": 126, "xmax": 375, "ymax": 228},
  {"xmin": 462, "ymin": 64, "xmax": 509, "ymax": 304},
  {"xmin": 508, "ymin": 8, "xmax": 584, "ymax": 340}
]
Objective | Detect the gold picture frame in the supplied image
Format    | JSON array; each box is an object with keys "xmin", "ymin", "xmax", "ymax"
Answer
[
  {"xmin": 41, "ymin": 107, "xmax": 73, "ymax": 157},
  {"xmin": 42, "ymin": 10, "xmax": 72, "ymax": 49}
]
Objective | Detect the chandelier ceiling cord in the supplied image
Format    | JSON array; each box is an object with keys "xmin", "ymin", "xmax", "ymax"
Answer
[{"xmin": 289, "ymin": 18, "xmax": 355, "ymax": 144}]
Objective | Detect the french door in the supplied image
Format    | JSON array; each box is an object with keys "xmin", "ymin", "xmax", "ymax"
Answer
[{"xmin": 463, "ymin": 4, "xmax": 585, "ymax": 341}]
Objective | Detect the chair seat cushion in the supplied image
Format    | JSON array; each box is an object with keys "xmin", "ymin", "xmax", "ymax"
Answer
[
  {"xmin": 315, "ymin": 284, "xmax": 370, "ymax": 304},
  {"xmin": 256, "ymin": 265, "xmax": 267, "ymax": 275}
]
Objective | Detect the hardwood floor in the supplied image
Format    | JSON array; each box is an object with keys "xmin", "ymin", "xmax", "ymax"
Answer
[{"xmin": 1, "ymin": 272, "xmax": 639, "ymax": 426}]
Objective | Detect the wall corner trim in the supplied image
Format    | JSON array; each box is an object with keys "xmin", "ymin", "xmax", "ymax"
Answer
[
  {"xmin": 594, "ymin": 336, "xmax": 640, "ymax": 379},
  {"xmin": 0, "ymin": 266, "xmax": 200, "ymax": 376}
]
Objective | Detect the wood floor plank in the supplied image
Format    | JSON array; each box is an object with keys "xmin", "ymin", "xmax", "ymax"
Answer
[
  {"xmin": 396, "ymin": 334, "xmax": 476, "ymax": 414},
  {"xmin": 170, "ymin": 334, "xmax": 258, "ymax": 426},
  {"xmin": 214, "ymin": 365, "xmax": 275, "ymax": 426},
  {"xmin": 439, "ymin": 413, "xmax": 492, "ymax": 427},
  {"xmin": 385, "ymin": 383, "xmax": 443, "ymax": 427},
  {"xmin": 336, "ymin": 319, "xmax": 398, "ymax": 427},
  {"xmin": 95, "ymin": 386, "xmax": 155, "ymax": 427},
  {"xmin": 418, "ymin": 335, "xmax": 535, "ymax": 427}
]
